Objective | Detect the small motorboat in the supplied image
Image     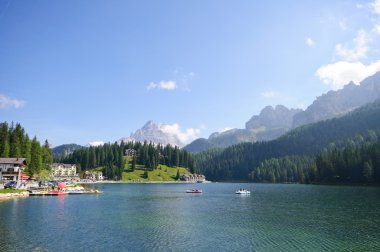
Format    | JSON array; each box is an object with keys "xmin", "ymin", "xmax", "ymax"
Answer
[
  {"xmin": 186, "ymin": 189, "xmax": 202, "ymax": 193},
  {"xmin": 235, "ymin": 189, "xmax": 250, "ymax": 194}
]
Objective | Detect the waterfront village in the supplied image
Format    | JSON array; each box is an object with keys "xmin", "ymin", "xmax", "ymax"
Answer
[{"xmin": 0, "ymin": 157, "xmax": 206, "ymax": 198}]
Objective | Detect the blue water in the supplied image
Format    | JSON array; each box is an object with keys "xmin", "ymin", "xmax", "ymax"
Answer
[{"xmin": 1, "ymin": 183, "xmax": 380, "ymax": 251}]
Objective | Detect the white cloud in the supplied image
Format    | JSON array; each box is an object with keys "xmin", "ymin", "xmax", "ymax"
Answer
[
  {"xmin": 306, "ymin": 37, "xmax": 315, "ymax": 47},
  {"xmin": 316, "ymin": 60, "xmax": 380, "ymax": 89},
  {"xmin": 261, "ymin": 90, "xmax": 277, "ymax": 98},
  {"xmin": 88, "ymin": 141, "xmax": 104, "ymax": 147},
  {"xmin": 374, "ymin": 24, "xmax": 380, "ymax": 34},
  {"xmin": 370, "ymin": 0, "xmax": 380, "ymax": 15},
  {"xmin": 160, "ymin": 123, "xmax": 200, "ymax": 143},
  {"xmin": 315, "ymin": 1, "xmax": 380, "ymax": 90},
  {"xmin": 339, "ymin": 19, "xmax": 348, "ymax": 30},
  {"xmin": 146, "ymin": 80, "xmax": 177, "ymax": 91},
  {"xmin": 335, "ymin": 30, "xmax": 369, "ymax": 61},
  {"xmin": 0, "ymin": 94, "xmax": 25, "ymax": 109}
]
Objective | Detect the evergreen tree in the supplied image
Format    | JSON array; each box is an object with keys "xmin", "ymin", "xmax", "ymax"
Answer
[
  {"xmin": 21, "ymin": 134, "xmax": 31, "ymax": 164},
  {"xmin": 9, "ymin": 123, "xmax": 23, "ymax": 157},
  {"xmin": 29, "ymin": 137, "xmax": 42, "ymax": 176},
  {"xmin": 41, "ymin": 140, "xmax": 53, "ymax": 170},
  {"xmin": 0, "ymin": 122, "xmax": 10, "ymax": 157},
  {"xmin": 89, "ymin": 147, "xmax": 96, "ymax": 168},
  {"xmin": 174, "ymin": 146, "xmax": 180, "ymax": 167},
  {"xmin": 175, "ymin": 169, "xmax": 180, "ymax": 180}
]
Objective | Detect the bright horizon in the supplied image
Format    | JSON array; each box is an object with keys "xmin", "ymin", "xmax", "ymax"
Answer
[{"xmin": 2, "ymin": 0, "xmax": 380, "ymax": 146}]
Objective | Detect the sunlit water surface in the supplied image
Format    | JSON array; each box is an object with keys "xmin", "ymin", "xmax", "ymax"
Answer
[{"xmin": 1, "ymin": 183, "xmax": 380, "ymax": 251}]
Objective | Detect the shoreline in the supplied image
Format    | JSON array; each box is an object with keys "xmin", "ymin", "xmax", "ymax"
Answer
[
  {"xmin": 0, "ymin": 191, "xmax": 29, "ymax": 201},
  {"xmin": 79, "ymin": 180, "xmax": 212, "ymax": 184}
]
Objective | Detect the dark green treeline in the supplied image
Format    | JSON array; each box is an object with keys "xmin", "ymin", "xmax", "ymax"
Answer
[
  {"xmin": 57, "ymin": 141, "xmax": 196, "ymax": 180},
  {"xmin": 0, "ymin": 122, "xmax": 53, "ymax": 176},
  {"xmin": 195, "ymin": 101, "xmax": 380, "ymax": 183},
  {"xmin": 249, "ymin": 142, "xmax": 380, "ymax": 184}
]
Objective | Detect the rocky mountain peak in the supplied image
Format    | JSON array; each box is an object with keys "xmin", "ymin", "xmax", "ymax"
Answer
[
  {"xmin": 119, "ymin": 120, "xmax": 183, "ymax": 147},
  {"xmin": 292, "ymin": 72, "xmax": 380, "ymax": 128},
  {"xmin": 245, "ymin": 105, "xmax": 302, "ymax": 130},
  {"xmin": 142, "ymin": 120, "xmax": 157, "ymax": 130}
]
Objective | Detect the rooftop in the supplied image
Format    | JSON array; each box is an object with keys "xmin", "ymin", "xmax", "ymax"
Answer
[{"xmin": 0, "ymin": 158, "xmax": 27, "ymax": 165}]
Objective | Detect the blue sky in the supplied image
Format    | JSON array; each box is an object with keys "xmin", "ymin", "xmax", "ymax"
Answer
[{"xmin": 1, "ymin": 0, "xmax": 380, "ymax": 146}]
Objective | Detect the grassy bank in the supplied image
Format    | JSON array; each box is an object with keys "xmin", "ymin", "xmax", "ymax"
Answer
[
  {"xmin": 0, "ymin": 188, "xmax": 26, "ymax": 194},
  {"xmin": 122, "ymin": 164, "xmax": 190, "ymax": 182},
  {"xmin": 81, "ymin": 157, "xmax": 193, "ymax": 183}
]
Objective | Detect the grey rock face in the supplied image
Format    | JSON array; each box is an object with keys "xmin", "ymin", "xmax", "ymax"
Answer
[
  {"xmin": 119, "ymin": 120, "xmax": 183, "ymax": 147},
  {"xmin": 293, "ymin": 72, "xmax": 380, "ymax": 128},
  {"xmin": 246, "ymin": 105, "xmax": 302, "ymax": 130}
]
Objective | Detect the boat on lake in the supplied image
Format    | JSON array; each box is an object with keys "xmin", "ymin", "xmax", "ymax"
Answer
[
  {"xmin": 235, "ymin": 189, "xmax": 250, "ymax": 194},
  {"xmin": 186, "ymin": 189, "xmax": 202, "ymax": 193}
]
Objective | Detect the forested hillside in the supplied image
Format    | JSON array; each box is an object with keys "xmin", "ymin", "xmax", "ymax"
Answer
[
  {"xmin": 58, "ymin": 141, "xmax": 196, "ymax": 180},
  {"xmin": 248, "ymin": 142, "xmax": 380, "ymax": 184},
  {"xmin": 0, "ymin": 122, "xmax": 53, "ymax": 177},
  {"xmin": 52, "ymin": 144, "xmax": 83, "ymax": 157},
  {"xmin": 195, "ymin": 100, "xmax": 380, "ymax": 182}
]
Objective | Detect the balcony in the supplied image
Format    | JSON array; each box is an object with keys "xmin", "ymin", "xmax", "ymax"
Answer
[{"xmin": 1, "ymin": 167, "xmax": 21, "ymax": 173}]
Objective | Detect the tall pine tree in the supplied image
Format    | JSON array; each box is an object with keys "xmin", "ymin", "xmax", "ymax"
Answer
[{"xmin": 29, "ymin": 137, "xmax": 42, "ymax": 176}]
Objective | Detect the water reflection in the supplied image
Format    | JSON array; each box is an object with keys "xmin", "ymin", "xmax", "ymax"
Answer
[{"xmin": 1, "ymin": 184, "xmax": 380, "ymax": 251}]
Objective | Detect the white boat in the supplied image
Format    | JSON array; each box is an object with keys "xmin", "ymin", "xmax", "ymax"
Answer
[
  {"xmin": 186, "ymin": 189, "xmax": 202, "ymax": 193},
  {"xmin": 235, "ymin": 189, "xmax": 250, "ymax": 194}
]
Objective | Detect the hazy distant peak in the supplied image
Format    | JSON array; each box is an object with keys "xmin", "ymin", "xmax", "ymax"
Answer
[
  {"xmin": 293, "ymin": 71, "xmax": 380, "ymax": 128},
  {"xmin": 142, "ymin": 120, "xmax": 157, "ymax": 129},
  {"xmin": 246, "ymin": 104, "xmax": 302, "ymax": 130},
  {"xmin": 119, "ymin": 120, "xmax": 184, "ymax": 147},
  {"xmin": 209, "ymin": 128, "xmax": 239, "ymax": 139}
]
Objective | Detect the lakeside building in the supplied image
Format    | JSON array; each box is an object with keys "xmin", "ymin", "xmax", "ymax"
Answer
[
  {"xmin": 52, "ymin": 163, "xmax": 78, "ymax": 180},
  {"xmin": 82, "ymin": 171, "xmax": 104, "ymax": 181},
  {"xmin": 180, "ymin": 174, "xmax": 206, "ymax": 183},
  {"xmin": 0, "ymin": 158, "xmax": 27, "ymax": 182}
]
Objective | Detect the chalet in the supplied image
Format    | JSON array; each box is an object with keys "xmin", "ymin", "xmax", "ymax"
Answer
[
  {"xmin": 0, "ymin": 158, "xmax": 27, "ymax": 181},
  {"xmin": 125, "ymin": 149, "xmax": 136, "ymax": 157},
  {"xmin": 82, "ymin": 171, "xmax": 103, "ymax": 181},
  {"xmin": 180, "ymin": 174, "xmax": 206, "ymax": 183},
  {"xmin": 52, "ymin": 163, "xmax": 77, "ymax": 179}
]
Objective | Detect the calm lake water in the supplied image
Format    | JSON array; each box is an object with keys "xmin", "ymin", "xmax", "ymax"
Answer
[{"xmin": 1, "ymin": 183, "xmax": 380, "ymax": 251}]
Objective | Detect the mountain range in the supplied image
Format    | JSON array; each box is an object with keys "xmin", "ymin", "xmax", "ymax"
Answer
[
  {"xmin": 184, "ymin": 71, "xmax": 380, "ymax": 152},
  {"xmin": 293, "ymin": 73, "xmax": 380, "ymax": 127},
  {"xmin": 52, "ymin": 143, "xmax": 83, "ymax": 157},
  {"xmin": 53, "ymin": 71, "xmax": 380, "ymax": 156},
  {"xmin": 196, "ymin": 98, "xmax": 380, "ymax": 181}
]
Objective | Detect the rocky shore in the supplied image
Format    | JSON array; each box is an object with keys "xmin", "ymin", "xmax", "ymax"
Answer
[{"xmin": 0, "ymin": 191, "xmax": 29, "ymax": 200}]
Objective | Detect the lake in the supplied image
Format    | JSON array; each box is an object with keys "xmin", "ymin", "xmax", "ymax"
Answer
[{"xmin": 1, "ymin": 183, "xmax": 380, "ymax": 251}]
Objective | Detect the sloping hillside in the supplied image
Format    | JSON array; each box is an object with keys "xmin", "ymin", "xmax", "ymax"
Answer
[{"xmin": 195, "ymin": 100, "xmax": 380, "ymax": 180}]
